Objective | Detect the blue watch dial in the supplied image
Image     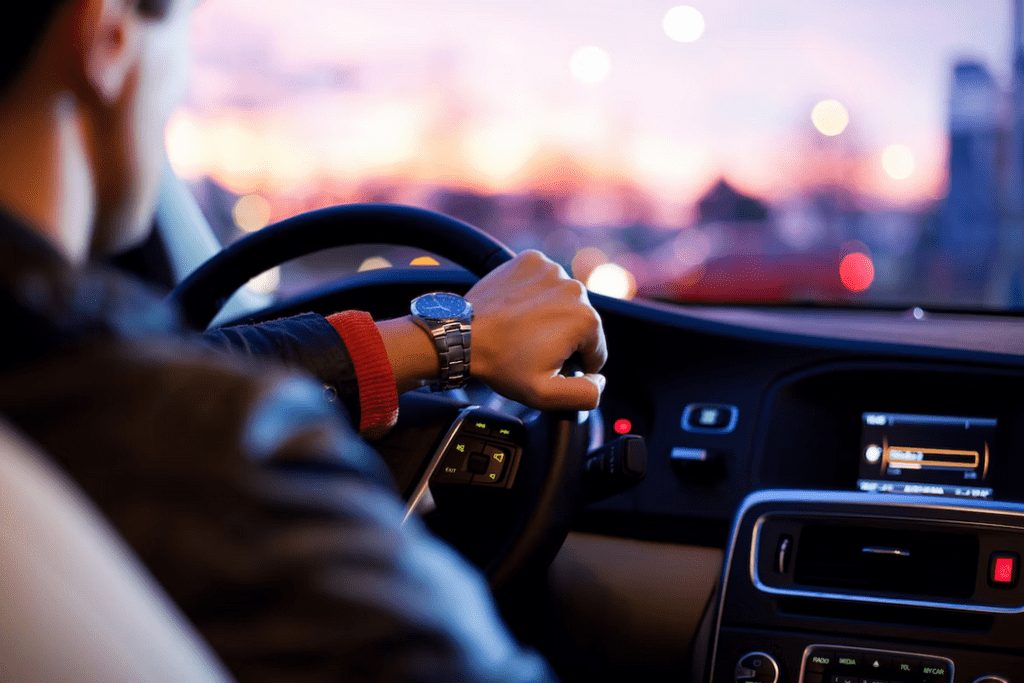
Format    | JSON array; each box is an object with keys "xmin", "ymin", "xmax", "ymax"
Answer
[{"xmin": 411, "ymin": 292, "xmax": 471, "ymax": 320}]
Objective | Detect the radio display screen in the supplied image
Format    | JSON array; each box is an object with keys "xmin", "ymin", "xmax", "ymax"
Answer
[{"xmin": 857, "ymin": 412, "xmax": 996, "ymax": 500}]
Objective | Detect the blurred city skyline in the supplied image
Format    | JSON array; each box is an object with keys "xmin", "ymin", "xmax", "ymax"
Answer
[
  {"xmin": 168, "ymin": 0, "xmax": 1008, "ymax": 218},
  {"xmin": 166, "ymin": 1, "xmax": 1021, "ymax": 308}
]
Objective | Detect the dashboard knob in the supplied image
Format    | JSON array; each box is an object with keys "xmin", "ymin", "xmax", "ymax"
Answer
[{"xmin": 734, "ymin": 651, "xmax": 780, "ymax": 683}]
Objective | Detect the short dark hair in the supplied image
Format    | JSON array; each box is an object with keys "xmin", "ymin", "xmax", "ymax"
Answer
[{"xmin": 0, "ymin": 0, "xmax": 173, "ymax": 96}]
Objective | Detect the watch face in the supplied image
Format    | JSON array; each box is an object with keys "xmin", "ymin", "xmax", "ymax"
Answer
[{"xmin": 411, "ymin": 292, "xmax": 471, "ymax": 321}]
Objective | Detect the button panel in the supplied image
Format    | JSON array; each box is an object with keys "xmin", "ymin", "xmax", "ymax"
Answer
[
  {"xmin": 801, "ymin": 645, "xmax": 952, "ymax": 683},
  {"xmin": 431, "ymin": 410, "xmax": 522, "ymax": 489}
]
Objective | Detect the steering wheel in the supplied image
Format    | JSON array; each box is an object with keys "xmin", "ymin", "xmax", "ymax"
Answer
[{"xmin": 166, "ymin": 203, "xmax": 590, "ymax": 590}]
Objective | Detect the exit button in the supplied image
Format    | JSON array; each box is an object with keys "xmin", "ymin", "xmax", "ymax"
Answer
[{"xmin": 989, "ymin": 552, "xmax": 1020, "ymax": 588}]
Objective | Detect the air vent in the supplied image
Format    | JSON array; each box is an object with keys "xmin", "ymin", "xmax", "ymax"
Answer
[{"xmin": 793, "ymin": 524, "xmax": 978, "ymax": 599}]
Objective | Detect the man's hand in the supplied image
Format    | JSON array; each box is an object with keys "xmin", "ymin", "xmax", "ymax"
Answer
[{"xmin": 466, "ymin": 250, "xmax": 607, "ymax": 411}]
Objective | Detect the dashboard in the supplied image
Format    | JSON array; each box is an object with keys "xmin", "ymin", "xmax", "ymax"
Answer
[
  {"xmin": 231, "ymin": 267, "xmax": 1024, "ymax": 682},
  {"xmin": 581, "ymin": 295, "xmax": 1024, "ymax": 683}
]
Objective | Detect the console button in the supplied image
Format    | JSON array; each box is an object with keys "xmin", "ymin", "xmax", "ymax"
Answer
[
  {"xmin": 989, "ymin": 552, "xmax": 1020, "ymax": 588},
  {"xmin": 682, "ymin": 403, "xmax": 738, "ymax": 433},
  {"xmin": 834, "ymin": 651, "xmax": 863, "ymax": 669},
  {"xmin": 735, "ymin": 652, "xmax": 779, "ymax": 683},
  {"xmin": 806, "ymin": 650, "xmax": 834, "ymax": 673},
  {"xmin": 891, "ymin": 657, "xmax": 920, "ymax": 676},
  {"xmin": 864, "ymin": 655, "xmax": 890, "ymax": 673},
  {"xmin": 829, "ymin": 676, "xmax": 858, "ymax": 683},
  {"xmin": 921, "ymin": 661, "xmax": 950, "ymax": 682}
]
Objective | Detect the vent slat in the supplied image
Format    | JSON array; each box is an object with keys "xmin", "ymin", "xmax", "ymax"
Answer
[{"xmin": 793, "ymin": 525, "xmax": 978, "ymax": 599}]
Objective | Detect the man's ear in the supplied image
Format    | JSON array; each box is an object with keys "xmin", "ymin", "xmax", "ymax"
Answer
[{"xmin": 74, "ymin": 0, "xmax": 144, "ymax": 104}]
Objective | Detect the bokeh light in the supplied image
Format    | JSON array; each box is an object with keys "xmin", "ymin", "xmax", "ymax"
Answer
[
  {"xmin": 410, "ymin": 256, "xmax": 441, "ymax": 266},
  {"xmin": 586, "ymin": 262, "xmax": 637, "ymax": 300},
  {"xmin": 839, "ymin": 252, "xmax": 874, "ymax": 292},
  {"xmin": 245, "ymin": 267, "xmax": 281, "ymax": 296},
  {"xmin": 663, "ymin": 6, "xmax": 705, "ymax": 43},
  {"xmin": 571, "ymin": 246, "xmax": 609, "ymax": 282},
  {"xmin": 811, "ymin": 99, "xmax": 850, "ymax": 137},
  {"xmin": 881, "ymin": 144, "xmax": 916, "ymax": 180},
  {"xmin": 358, "ymin": 256, "xmax": 393, "ymax": 272},
  {"xmin": 232, "ymin": 194, "xmax": 272, "ymax": 233},
  {"xmin": 570, "ymin": 46, "xmax": 611, "ymax": 84},
  {"xmin": 613, "ymin": 418, "xmax": 633, "ymax": 435}
]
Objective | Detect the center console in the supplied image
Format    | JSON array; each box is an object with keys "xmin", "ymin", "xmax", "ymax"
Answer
[{"xmin": 706, "ymin": 490, "xmax": 1024, "ymax": 683}]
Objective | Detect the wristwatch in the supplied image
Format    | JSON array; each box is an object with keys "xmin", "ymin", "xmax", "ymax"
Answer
[{"xmin": 410, "ymin": 292, "xmax": 473, "ymax": 391}]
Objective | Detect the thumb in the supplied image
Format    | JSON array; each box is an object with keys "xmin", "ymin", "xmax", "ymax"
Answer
[{"xmin": 532, "ymin": 373, "xmax": 606, "ymax": 411}]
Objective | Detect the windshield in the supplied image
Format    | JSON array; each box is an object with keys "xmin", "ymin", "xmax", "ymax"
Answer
[{"xmin": 168, "ymin": 0, "xmax": 1018, "ymax": 311}]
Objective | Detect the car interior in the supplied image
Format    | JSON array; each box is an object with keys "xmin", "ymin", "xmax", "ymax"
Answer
[{"xmin": 3, "ymin": 1, "xmax": 1024, "ymax": 683}]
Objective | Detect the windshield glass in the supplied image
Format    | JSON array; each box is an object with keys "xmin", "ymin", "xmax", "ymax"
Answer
[{"xmin": 169, "ymin": 0, "xmax": 1017, "ymax": 310}]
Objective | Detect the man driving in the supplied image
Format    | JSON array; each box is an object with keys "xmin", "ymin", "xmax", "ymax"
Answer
[{"xmin": 0, "ymin": 0, "xmax": 606, "ymax": 680}]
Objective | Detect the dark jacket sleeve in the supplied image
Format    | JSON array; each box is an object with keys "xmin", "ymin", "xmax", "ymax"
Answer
[
  {"xmin": 200, "ymin": 313, "xmax": 362, "ymax": 425},
  {"xmin": 0, "ymin": 339, "xmax": 556, "ymax": 683}
]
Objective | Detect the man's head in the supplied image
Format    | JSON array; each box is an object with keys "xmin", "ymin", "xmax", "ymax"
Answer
[{"xmin": 0, "ymin": 0, "xmax": 194, "ymax": 261}]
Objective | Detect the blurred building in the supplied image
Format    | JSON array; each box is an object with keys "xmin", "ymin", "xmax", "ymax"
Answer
[
  {"xmin": 939, "ymin": 60, "xmax": 1001, "ymax": 300},
  {"xmin": 987, "ymin": 0, "xmax": 1024, "ymax": 306},
  {"xmin": 942, "ymin": 0, "xmax": 1024, "ymax": 307}
]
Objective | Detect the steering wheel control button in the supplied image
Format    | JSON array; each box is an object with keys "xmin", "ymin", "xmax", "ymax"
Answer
[
  {"xmin": 682, "ymin": 403, "xmax": 738, "ymax": 433},
  {"xmin": 471, "ymin": 445, "xmax": 509, "ymax": 484},
  {"xmin": 988, "ymin": 551, "xmax": 1020, "ymax": 587},
  {"xmin": 463, "ymin": 419, "xmax": 493, "ymax": 436},
  {"xmin": 433, "ymin": 437, "xmax": 485, "ymax": 484},
  {"xmin": 467, "ymin": 453, "xmax": 489, "ymax": 474},
  {"xmin": 734, "ymin": 652, "xmax": 779, "ymax": 683}
]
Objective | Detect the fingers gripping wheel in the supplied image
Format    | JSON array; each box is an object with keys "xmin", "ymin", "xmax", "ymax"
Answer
[{"xmin": 166, "ymin": 203, "xmax": 590, "ymax": 588}]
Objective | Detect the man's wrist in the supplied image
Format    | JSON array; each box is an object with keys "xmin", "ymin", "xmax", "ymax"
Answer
[{"xmin": 377, "ymin": 315, "xmax": 442, "ymax": 394}]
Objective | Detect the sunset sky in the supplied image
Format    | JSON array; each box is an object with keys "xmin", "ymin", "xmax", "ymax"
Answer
[{"xmin": 166, "ymin": 0, "xmax": 1011, "ymax": 221}]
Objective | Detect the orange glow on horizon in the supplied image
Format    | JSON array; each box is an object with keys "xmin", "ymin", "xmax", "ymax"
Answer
[{"xmin": 166, "ymin": 102, "xmax": 946, "ymax": 222}]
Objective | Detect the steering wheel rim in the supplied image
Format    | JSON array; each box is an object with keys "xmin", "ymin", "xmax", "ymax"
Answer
[
  {"xmin": 167, "ymin": 203, "xmax": 516, "ymax": 331},
  {"xmin": 166, "ymin": 203, "xmax": 587, "ymax": 590}
]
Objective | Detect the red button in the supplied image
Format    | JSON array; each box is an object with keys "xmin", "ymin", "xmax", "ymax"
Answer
[{"xmin": 989, "ymin": 552, "xmax": 1019, "ymax": 587}]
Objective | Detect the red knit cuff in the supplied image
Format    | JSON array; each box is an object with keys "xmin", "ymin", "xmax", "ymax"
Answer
[{"xmin": 326, "ymin": 311, "xmax": 399, "ymax": 440}]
